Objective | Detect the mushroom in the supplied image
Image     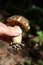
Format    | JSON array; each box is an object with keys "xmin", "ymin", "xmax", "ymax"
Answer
[
  {"xmin": 7, "ymin": 15, "xmax": 30, "ymax": 49},
  {"xmin": 7, "ymin": 15, "xmax": 30, "ymax": 32}
]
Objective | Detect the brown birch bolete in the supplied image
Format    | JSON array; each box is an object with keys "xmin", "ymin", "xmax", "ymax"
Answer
[{"xmin": 7, "ymin": 15, "xmax": 30, "ymax": 49}]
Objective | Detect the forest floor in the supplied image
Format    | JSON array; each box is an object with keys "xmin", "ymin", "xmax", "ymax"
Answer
[{"xmin": 0, "ymin": 40, "xmax": 28, "ymax": 65}]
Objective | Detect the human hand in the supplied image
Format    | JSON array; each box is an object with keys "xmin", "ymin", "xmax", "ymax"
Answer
[
  {"xmin": 0, "ymin": 22, "xmax": 22, "ymax": 36},
  {"xmin": 0, "ymin": 22, "xmax": 22, "ymax": 42}
]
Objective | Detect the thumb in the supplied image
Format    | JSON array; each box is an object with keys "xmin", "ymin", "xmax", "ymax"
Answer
[
  {"xmin": 0, "ymin": 22, "xmax": 22, "ymax": 36},
  {"xmin": 7, "ymin": 26, "xmax": 22, "ymax": 36}
]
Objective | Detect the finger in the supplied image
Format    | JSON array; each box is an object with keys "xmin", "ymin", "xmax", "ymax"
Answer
[
  {"xmin": 0, "ymin": 25, "xmax": 10, "ymax": 35},
  {"xmin": 0, "ymin": 22, "xmax": 10, "ymax": 35},
  {"xmin": 0, "ymin": 22, "xmax": 7, "ymax": 27},
  {"xmin": 0, "ymin": 22, "xmax": 22, "ymax": 36},
  {"xmin": 7, "ymin": 26, "xmax": 22, "ymax": 36}
]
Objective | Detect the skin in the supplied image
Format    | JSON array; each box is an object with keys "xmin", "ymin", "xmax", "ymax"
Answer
[
  {"xmin": 0, "ymin": 22, "xmax": 22, "ymax": 36},
  {"xmin": 0, "ymin": 22, "xmax": 22, "ymax": 43}
]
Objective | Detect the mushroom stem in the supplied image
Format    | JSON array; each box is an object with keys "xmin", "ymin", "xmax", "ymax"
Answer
[{"xmin": 12, "ymin": 34, "xmax": 22, "ymax": 44}]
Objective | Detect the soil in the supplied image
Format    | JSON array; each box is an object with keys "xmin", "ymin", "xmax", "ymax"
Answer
[{"xmin": 0, "ymin": 40, "xmax": 27, "ymax": 65}]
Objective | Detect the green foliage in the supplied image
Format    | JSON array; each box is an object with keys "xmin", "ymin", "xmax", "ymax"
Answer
[
  {"xmin": 27, "ymin": 60, "xmax": 31, "ymax": 65},
  {"xmin": 38, "ymin": 60, "xmax": 43, "ymax": 65},
  {"xmin": 26, "ymin": 59, "xmax": 31, "ymax": 65},
  {"xmin": 34, "ymin": 30, "xmax": 43, "ymax": 43},
  {"xmin": 34, "ymin": 37, "xmax": 40, "ymax": 43},
  {"xmin": 36, "ymin": 30, "xmax": 43, "ymax": 38}
]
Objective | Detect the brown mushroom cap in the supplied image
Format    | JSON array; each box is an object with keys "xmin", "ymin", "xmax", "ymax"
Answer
[{"xmin": 7, "ymin": 15, "xmax": 30, "ymax": 32}]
